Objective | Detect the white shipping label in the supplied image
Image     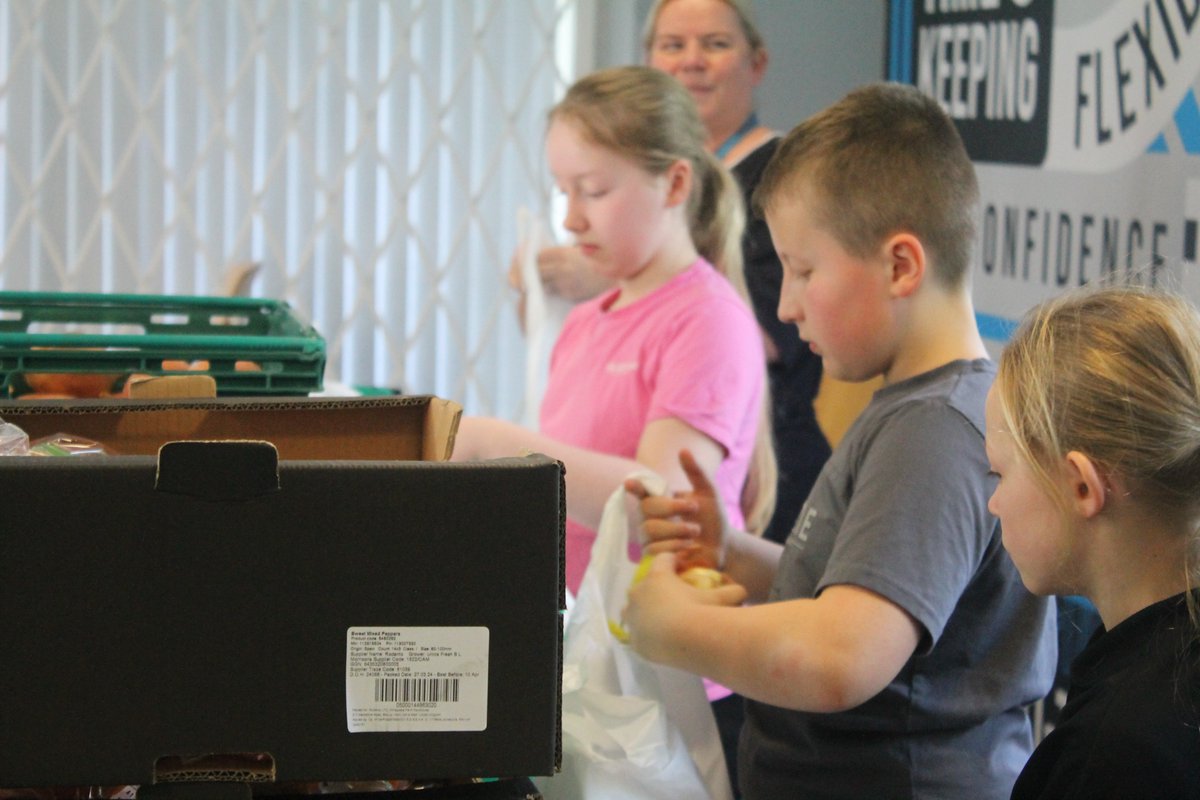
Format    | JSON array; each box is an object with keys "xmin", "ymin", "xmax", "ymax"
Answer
[{"xmin": 346, "ymin": 626, "xmax": 489, "ymax": 732}]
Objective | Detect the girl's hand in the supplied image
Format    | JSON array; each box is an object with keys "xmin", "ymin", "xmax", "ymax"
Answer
[
  {"xmin": 624, "ymin": 448, "xmax": 731, "ymax": 568},
  {"xmin": 537, "ymin": 246, "xmax": 612, "ymax": 301},
  {"xmin": 623, "ymin": 552, "xmax": 746, "ymax": 664}
]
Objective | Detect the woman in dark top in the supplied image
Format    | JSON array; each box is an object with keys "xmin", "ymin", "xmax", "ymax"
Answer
[{"xmin": 986, "ymin": 284, "xmax": 1200, "ymax": 800}]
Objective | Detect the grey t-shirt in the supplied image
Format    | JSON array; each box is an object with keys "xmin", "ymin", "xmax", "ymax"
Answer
[{"xmin": 740, "ymin": 359, "xmax": 1056, "ymax": 800}]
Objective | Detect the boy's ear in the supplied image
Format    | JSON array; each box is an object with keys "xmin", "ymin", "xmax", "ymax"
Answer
[
  {"xmin": 884, "ymin": 232, "xmax": 926, "ymax": 298},
  {"xmin": 664, "ymin": 158, "xmax": 693, "ymax": 208},
  {"xmin": 1064, "ymin": 451, "xmax": 1108, "ymax": 519}
]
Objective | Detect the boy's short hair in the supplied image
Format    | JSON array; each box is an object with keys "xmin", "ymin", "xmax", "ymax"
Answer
[{"xmin": 754, "ymin": 82, "xmax": 979, "ymax": 290}]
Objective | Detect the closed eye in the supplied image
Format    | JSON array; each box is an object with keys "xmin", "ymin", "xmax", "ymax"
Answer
[{"xmin": 701, "ymin": 35, "xmax": 734, "ymax": 51}]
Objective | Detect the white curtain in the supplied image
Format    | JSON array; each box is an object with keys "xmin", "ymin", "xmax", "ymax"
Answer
[{"xmin": 0, "ymin": 0, "xmax": 594, "ymax": 419}]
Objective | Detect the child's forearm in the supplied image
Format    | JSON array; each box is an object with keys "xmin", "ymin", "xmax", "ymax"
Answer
[
  {"xmin": 723, "ymin": 527, "xmax": 783, "ymax": 602},
  {"xmin": 452, "ymin": 416, "xmax": 645, "ymax": 531},
  {"xmin": 646, "ymin": 600, "xmax": 851, "ymax": 712},
  {"xmin": 626, "ymin": 549, "xmax": 916, "ymax": 713},
  {"xmin": 650, "ymin": 592, "xmax": 914, "ymax": 714}
]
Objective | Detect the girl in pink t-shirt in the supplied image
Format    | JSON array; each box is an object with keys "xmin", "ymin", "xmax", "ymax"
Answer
[{"xmin": 453, "ymin": 65, "xmax": 773, "ymax": 597}]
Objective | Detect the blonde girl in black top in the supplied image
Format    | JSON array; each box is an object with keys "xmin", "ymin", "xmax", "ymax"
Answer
[{"xmin": 986, "ymin": 283, "xmax": 1200, "ymax": 799}]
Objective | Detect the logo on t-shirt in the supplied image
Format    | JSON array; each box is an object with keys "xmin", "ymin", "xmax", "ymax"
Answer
[
  {"xmin": 791, "ymin": 505, "xmax": 818, "ymax": 549},
  {"xmin": 605, "ymin": 360, "xmax": 638, "ymax": 374}
]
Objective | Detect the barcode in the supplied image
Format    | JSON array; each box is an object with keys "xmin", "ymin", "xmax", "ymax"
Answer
[{"xmin": 374, "ymin": 677, "xmax": 461, "ymax": 703}]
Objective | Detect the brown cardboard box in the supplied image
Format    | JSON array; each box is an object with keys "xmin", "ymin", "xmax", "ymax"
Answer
[
  {"xmin": 0, "ymin": 396, "xmax": 564, "ymax": 790},
  {"xmin": 0, "ymin": 395, "xmax": 460, "ymax": 461}
]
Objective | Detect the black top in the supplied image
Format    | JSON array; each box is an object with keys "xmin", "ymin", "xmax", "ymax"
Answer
[
  {"xmin": 733, "ymin": 138, "xmax": 829, "ymax": 543},
  {"xmin": 1012, "ymin": 592, "xmax": 1200, "ymax": 800}
]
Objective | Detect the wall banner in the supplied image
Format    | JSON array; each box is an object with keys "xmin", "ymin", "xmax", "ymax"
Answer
[{"xmin": 889, "ymin": 0, "xmax": 1200, "ymax": 342}]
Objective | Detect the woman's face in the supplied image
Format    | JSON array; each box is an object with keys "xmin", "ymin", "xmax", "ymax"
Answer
[{"xmin": 646, "ymin": 0, "xmax": 765, "ymax": 140}]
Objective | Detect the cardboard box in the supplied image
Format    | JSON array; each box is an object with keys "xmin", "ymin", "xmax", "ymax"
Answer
[
  {"xmin": 0, "ymin": 395, "xmax": 461, "ymax": 461},
  {"xmin": 0, "ymin": 396, "xmax": 564, "ymax": 789}
]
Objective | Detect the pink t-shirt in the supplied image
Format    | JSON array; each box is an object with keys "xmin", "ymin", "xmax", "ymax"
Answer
[{"xmin": 540, "ymin": 258, "xmax": 765, "ymax": 597}]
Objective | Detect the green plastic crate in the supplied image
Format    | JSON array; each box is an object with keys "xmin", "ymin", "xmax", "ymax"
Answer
[{"xmin": 0, "ymin": 291, "xmax": 326, "ymax": 397}]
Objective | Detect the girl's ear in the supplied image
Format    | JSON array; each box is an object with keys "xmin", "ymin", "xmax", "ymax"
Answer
[
  {"xmin": 1064, "ymin": 451, "xmax": 1108, "ymax": 519},
  {"xmin": 663, "ymin": 158, "xmax": 693, "ymax": 208}
]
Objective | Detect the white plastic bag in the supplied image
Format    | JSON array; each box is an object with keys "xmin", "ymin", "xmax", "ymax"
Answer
[
  {"xmin": 516, "ymin": 206, "xmax": 573, "ymax": 429},
  {"xmin": 536, "ymin": 477, "xmax": 733, "ymax": 800},
  {"xmin": 0, "ymin": 420, "xmax": 30, "ymax": 455}
]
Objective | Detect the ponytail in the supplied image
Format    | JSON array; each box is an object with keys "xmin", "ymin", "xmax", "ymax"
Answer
[
  {"xmin": 741, "ymin": 386, "xmax": 778, "ymax": 536},
  {"xmin": 690, "ymin": 151, "xmax": 745, "ymax": 284},
  {"xmin": 691, "ymin": 151, "xmax": 778, "ymax": 535}
]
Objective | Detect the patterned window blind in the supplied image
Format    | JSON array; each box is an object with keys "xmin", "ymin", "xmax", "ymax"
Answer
[{"xmin": 0, "ymin": 0, "xmax": 589, "ymax": 418}]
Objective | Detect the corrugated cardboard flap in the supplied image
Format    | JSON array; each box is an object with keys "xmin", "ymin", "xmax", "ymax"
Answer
[{"xmin": 0, "ymin": 394, "xmax": 462, "ymax": 461}]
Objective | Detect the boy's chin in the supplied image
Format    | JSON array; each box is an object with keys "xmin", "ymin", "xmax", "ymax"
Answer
[{"xmin": 820, "ymin": 359, "xmax": 866, "ymax": 383}]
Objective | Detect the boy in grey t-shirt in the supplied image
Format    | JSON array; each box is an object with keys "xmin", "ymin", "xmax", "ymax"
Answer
[
  {"xmin": 745, "ymin": 359, "xmax": 1054, "ymax": 797},
  {"xmin": 622, "ymin": 82, "xmax": 1055, "ymax": 799}
]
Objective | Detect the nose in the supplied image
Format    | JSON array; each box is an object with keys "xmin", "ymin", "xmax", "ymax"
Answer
[
  {"xmin": 680, "ymin": 40, "xmax": 706, "ymax": 69},
  {"xmin": 777, "ymin": 275, "xmax": 803, "ymax": 325},
  {"xmin": 561, "ymin": 195, "xmax": 586, "ymax": 234}
]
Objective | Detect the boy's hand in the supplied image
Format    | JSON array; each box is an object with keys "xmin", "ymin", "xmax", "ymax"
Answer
[
  {"xmin": 624, "ymin": 449, "xmax": 730, "ymax": 568},
  {"xmin": 623, "ymin": 552, "xmax": 746, "ymax": 664}
]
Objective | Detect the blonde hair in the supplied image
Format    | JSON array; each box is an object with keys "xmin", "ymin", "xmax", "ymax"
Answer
[
  {"xmin": 641, "ymin": 0, "xmax": 766, "ymax": 57},
  {"xmin": 549, "ymin": 65, "xmax": 777, "ymax": 532},
  {"xmin": 550, "ymin": 66, "xmax": 745, "ymax": 279},
  {"xmin": 754, "ymin": 82, "xmax": 979, "ymax": 291},
  {"xmin": 995, "ymin": 283, "xmax": 1200, "ymax": 633}
]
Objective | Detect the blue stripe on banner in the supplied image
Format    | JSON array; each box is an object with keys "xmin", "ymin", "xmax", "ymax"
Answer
[
  {"xmin": 1147, "ymin": 133, "xmax": 1169, "ymax": 154},
  {"xmin": 888, "ymin": 0, "xmax": 913, "ymax": 83},
  {"xmin": 1174, "ymin": 89, "xmax": 1200, "ymax": 155},
  {"xmin": 976, "ymin": 312, "xmax": 1019, "ymax": 343},
  {"xmin": 902, "ymin": 2, "xmax": 913, "ymax": 83}
]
